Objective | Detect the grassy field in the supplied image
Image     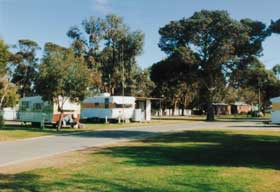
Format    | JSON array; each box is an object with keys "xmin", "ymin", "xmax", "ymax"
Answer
[
  {"xmin": 1, "ymin": 129, "xmax": 280, "ymax": 192},
  {"xmin": 216, "ymin": 114, "xmax": 272, "ymax": 120},
  {"xmin": 0, "ymin": 119, "xmax": 191, "ymax": 142}
]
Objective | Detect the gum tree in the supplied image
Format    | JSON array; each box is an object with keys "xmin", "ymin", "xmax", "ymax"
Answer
[
  {"xmin": 36, "ymin": 43, "xmax": 92, "ymax": 130},
  {"xmin": 158, "ymin": 10, "xmax": 269, "ymax": 121},
  {"xmin": 0, "ymin": 39, "xmax": 11, "ymax": 109},
  {"xmin": 67, "ymin": 15, "xmax": 145, "ymax": 96},
  {"xmin": 9, "ymin": 39, "xmax": 40, "ymax": 97}
]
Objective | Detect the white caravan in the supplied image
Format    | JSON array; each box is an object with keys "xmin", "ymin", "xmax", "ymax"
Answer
[
  {"xmin": 271, "ymin": 97, "xmax": 280, "ymax": 124},
  {"xmin": 1, "ymin": 107, "xmax": 17, "ymax": 121},
  {"xmin": 18, "ymin": 96, "xmax": 81, "ymax": 126},
  {"xmin": 81, "ymin": 93, "xmax": 136, "ymax": 122}
]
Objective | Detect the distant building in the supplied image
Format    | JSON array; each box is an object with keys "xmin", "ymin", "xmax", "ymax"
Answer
[
  {"xmin": 153, "ymin": 108, "xmax": 192, "ymax": 116},
  {"xmin": 212, "ymin": 103, "xmax": 231, "ymax": 115},
  {"xmin": 231, "ymin": 102, "xmax": 251, "ymax": 115}
]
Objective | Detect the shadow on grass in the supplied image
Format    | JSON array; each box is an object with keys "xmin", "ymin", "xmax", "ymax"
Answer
[
  {"xmin": 67, "ymin": 130, "xmax": 160, "ymax": 139},
  {"xmin": 0, "ymin": 173, "xmax": 42, "ymax": 191},
  {"xmin": 215, "ymin": 119, "xmax": 266, "ymax": 123},
  {"xmin": 0, "ymin": 172, "xmax": 175, "ymax": 192},
  {"xmin": 0, "ymin": 124, "xmax": 58, "ymax": 134},
  {"xmin": 97, "ymin": 131, "xmax": 280, "ymax": 170},
  {"xmin": 228, "ymin": 125, "xmax": 280, "ymax": 128},
  {"xmin": 1, "ymin": 131, "xmax": 280, "ymax": 191}
]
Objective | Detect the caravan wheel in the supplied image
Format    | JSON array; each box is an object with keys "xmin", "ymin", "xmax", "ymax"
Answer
[
  {"xmin": 31, "ymin": 122, "xmax": 40, "ymax": 127},
  {"xmin": 52, "ymin": 123, "xmax": 58, "ymax": 128}
]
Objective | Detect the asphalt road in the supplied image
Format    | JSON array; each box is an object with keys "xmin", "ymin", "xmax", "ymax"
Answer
[{"xmin": 0, "ymin": 120, "xmax": 279, "ymax": 167}]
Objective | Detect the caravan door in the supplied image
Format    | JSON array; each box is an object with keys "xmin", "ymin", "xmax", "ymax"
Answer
[{"xmin": 136, "ymin": 100, "xmax": 146, "ymax": 121}]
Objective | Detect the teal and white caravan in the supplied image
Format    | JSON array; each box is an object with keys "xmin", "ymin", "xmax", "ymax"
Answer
[{"xmin": 18, "ymin": 96, "xmax": 81, "ymax": 126}]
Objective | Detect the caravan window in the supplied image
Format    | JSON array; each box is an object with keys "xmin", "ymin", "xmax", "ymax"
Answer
[
  {"xmin": 33, "ymin": 103, "xmax": 42, "ymax": 111},
  {"xmin": 21, "ymin": 101, "xmax": 29, "ymax": 110},
  {"xmin": 115, "ymin": 104, "xmax": 133, "ymax": 108},
  {"xmin": 105, "ymin": 98, "xmax": 109, "ymax": 108},
  {"xmin": 124, "ymin": 104, "xmax": 133, "ymax": 108}
]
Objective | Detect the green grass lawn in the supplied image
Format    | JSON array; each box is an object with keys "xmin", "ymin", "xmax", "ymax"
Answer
[
  {"xmin": 1, "ymin": 129, "xmax": 280, "ymax": 192},
  {"xmin": 0, "ymin": 119, "xmax": 190, "ymax": 142},
  {"xmin": 153, "ymin": 114, "xmax": 271, "ymax": 121},
  {"xmin": 216, "ymin": 114, "xmax": 272, "ymax": 120}
]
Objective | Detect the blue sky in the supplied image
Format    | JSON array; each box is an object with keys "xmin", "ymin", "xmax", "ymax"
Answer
[{"xmin": 1, "ymin": 0, "xmax": 280, "ymax": 69}]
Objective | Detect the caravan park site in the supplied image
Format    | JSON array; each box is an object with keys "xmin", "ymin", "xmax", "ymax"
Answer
[{"xmin": 1, "ymin": 0, "xmax": 280, "ymax": 191}]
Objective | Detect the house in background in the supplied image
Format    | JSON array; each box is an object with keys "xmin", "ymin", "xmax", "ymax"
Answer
[
  {"xmin": 213, "ymin": 102, "xmax": 252, "ymax": 116},
  {"xmin": 153, "ymin": 108, "xmax": 192, "ymax": 116},
  {"xmin": 212, "ymin": 103, "xmax": 231, "ymax": 115},
  {"xmin": 231, "ymin": 102, "xmax": 252, "ymax": 115}
]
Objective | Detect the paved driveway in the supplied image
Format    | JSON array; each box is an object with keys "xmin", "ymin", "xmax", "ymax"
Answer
[{"xmin": 0, "ymin": 120, "xmax": 278, "ymax": 167}]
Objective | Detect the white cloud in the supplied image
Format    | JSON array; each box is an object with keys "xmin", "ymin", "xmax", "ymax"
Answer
[{"xmin": 90, "ymin": 0, "xmax": 112, "ymax": 15}]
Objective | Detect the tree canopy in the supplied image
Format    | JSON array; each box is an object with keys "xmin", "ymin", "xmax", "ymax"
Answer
[
  {"xmin": 9, "ymin": 39, "xmax": 40, "ymax": 97},
  {"xmin": 155, "ymin": 10, "xmax": 270, "ymax": 120},
  {"xmin": 67, "ymin": 14, "xmax": 146, "ymax": 96},
  {"xmin": 0, "ymin": 39, "xmax": 10, "ymax": 75},
  {"xmin": 36, "ymin": 43, "xmax": 92, "ymax": 129},
  {"xmin": 0, "ymin": 39, "xmax": 19, "ymax": 109},
  {"xmin": 270, "ymin": 19, "xmax": 280, "ymax": 34}
]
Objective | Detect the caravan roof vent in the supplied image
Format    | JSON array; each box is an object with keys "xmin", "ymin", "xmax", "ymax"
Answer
[{"xmin": 100, "ymin": 93, "xmax": 110, "ymax": 97}]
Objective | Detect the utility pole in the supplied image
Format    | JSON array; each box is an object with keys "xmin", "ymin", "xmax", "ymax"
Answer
[
  {"xmin": 159, "ymin": 99, "xmax": 162, "ymax": 117},
  {"xmin": 122, "ymin": 43, "xmax": 125, "ymax": 123},
  {"xmin": 258, "ymin": 78, "xmax": 261, "ymax": 113},
  {"xmin": 258, "ymin": 86, "xmax": 262, "ymax": 114}
]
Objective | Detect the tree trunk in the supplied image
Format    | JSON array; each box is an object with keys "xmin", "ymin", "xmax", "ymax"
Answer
[
  {"xmin": 0, "ymin": 82, "xmax": 9, "ymax": 110},
  {"xmin": 206, "ymin": 102, "xmax": 215, "ymax": 121},
  {"xmin": 181, "ymin": 107, "xmax": 185, "ymax": 116},
  {"xmin": 111, "ymin": 87, "xmax": 114, "ymax": 96},
  {"xmin": 57, "ymin": 111, "xmax": 64, "ymax": 131},
  {"xmin": 172, "ymin": 99, "xmax": 178, "ymax": 116},
  {"xmin": 181, "ymin": 95, "xmax": 188, "ymax": 116}
]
